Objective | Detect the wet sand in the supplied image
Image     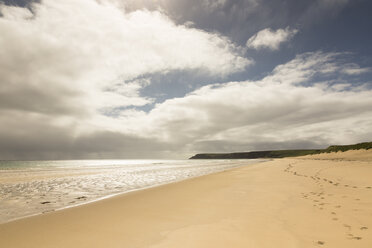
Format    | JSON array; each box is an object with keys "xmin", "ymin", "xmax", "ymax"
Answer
[
  {"xmin": 0, "ymin": 150, "xmax": 371, "ymax": 248},
  {"xmin": 0, "ymin": 160, "xmax": 252, "ymax": 223}
]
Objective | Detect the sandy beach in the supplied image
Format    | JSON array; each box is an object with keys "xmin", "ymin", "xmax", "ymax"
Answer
[{"xmin": 1, "ymin": 150, "xmax": 371, "ymax": 248}]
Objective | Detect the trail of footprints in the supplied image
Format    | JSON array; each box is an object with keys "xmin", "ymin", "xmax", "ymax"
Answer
[{"xmin": 284, "ymin": 163, "xmax": 370, "ymax": 245}]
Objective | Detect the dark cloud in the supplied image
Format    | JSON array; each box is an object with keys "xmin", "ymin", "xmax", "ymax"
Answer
[
  {"xmin": 0, "ymin": 85, "xmax": 83, "ymax": 116},
  {"xmin": 0, "ymin": 0, "xmax": 39, "ymax": 7},
  {"xmin": 0, "ymin": 118, "xmax": 170, "ymax": 160},
  {"xmin": 123, "ymin": 0, "xmax": 352, "ymax": 45}
]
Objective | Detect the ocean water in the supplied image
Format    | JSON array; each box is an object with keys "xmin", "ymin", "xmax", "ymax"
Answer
[{"xmin": 0, "ymin": 159, "xmax": 264, "ymax": 224}]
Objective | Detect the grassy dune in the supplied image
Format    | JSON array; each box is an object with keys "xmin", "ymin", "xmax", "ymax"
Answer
[{"xmin": 190, "ymin": 142, "xmax": 372, "ymax": 159}]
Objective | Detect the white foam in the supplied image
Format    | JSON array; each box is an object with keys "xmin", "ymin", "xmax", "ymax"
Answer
[{"xmin": 0, "ymin": 159, "xmax": 265, "ymax": 224}]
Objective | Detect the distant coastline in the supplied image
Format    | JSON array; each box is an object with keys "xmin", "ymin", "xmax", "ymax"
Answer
[{"xmin": 189, "ymin": 141, "xmax": 372, "ymax": 159}]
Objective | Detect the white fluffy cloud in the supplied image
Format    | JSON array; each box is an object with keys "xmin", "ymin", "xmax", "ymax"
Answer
[
  {"xmin": 0, "ymin": 0, "xmax": 371, "ymax": 159},
  {"xmin": 0, "ymin": 0, "xmax": 250, "ymax": 116},
  {"xmin": 246, "ymin": 27, "xmax": 298, "ymax": 50},
  {"xmin": 134, "ymin": 52, "xmax": 372, "ymax": 154},
  {"xmin": 0, "ymin": 0, "xmax": 253, "ymax": 159}
]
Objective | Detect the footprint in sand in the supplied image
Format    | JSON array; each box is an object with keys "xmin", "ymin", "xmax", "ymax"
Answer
[
  {"xmin": 332, "ymin": 218, "xmax": 338, "ymax": 221},
  {"xmin": 352, "ymin": 236, "xmax": 362, "ymax": 240},
  {"xmin": 360, "ymin": 227, "xmax": 368, "ymax": 230},
  {"xmin": 331, "ymin": 212, "xmax": 336, "ymax": 215},
  {"xmin": 346, "ymin": 232, "xmax": 363, "ymax": 240},
  {"xmin": 317, "ymin": 241, "xmax": 325, "ymax": 245}
]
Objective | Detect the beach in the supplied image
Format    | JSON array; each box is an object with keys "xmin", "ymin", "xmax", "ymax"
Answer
[
  {"xmin": 0, "ymin": 150, "xmax": 371, "ymax": 248},
  {"xmin": 0, "ymin": 159, "xmax": 253, "ymax": 224}
]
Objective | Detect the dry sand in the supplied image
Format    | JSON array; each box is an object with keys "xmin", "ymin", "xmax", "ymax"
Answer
[{"xmin": 1, "ymin": 150, "xmax": 372, "ymax": 248}]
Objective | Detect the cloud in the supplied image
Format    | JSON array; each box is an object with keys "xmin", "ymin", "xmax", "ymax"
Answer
[
  {"xmin": 246, "ymin": 27, "xmax": 298, "ymax": 50},
  {"xmin": 0, "ymin": 111, "xmax": 169, "ymax": 159},
  {"xmin": 341, "ymin": 65, "xmax": 372, "ymax": 75},
  {"xmin": 0, "ymin": 0, "xmax": 370, "ymax": 160},
  {"xmin": 0, "ymin": 0, "xmax": 253, "ymax": 159},
  {"xmin": 135, "ymin": 52, "xmax": 372, "ymax": 154},
  {"xmin": 120, "ymin": 0, "xmax": 351, "ymax": 47},
  {"xmin": 0, "ymin": 0, "xmax": 251, "ymax": 117},
  {"xmin": 201, "ymin": 0, "xmax": 228, "ymax": 11},
  {"xmin": 0, "ymin": 0, "xmax": 40, "ymax": 8},
  {"xmin": 1, "ymin": 49, "xmax": 371, "ymax": 159}
]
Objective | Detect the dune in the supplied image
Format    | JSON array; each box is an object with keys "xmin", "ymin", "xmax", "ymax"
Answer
[
  {"xmin": 301, "ymin": 148, "xmax": 372, "ymax": 161},
  {"xmin": 0, "ymin": 150, "xmax": 371, "ymax": 247}
]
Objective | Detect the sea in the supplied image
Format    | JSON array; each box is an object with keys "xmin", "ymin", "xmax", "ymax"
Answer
[{"xmin": 0, "ymin": 159, "xmax": 264, "ymax": 224}]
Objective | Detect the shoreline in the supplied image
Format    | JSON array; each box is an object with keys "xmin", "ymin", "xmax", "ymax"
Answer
[
  {"xmin": 0, "ymin": 159, "xmax": 267, "ymax": 225},
  {"xmin": 1, "ymin": 151, "xmax": 371, "ymax": 247}
]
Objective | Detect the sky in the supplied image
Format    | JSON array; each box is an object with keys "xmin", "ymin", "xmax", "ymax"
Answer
[{"xmin": 0, "ymin": 0, "xmax": 372, "ymax": 159}]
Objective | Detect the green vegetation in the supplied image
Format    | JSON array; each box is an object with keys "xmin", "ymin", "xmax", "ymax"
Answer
[
  {"xmin": 322, "ymin": 142, "xmax": 372, "ymax": 153},
  {"xmin": 189, "ymin": 149, "xmax": 321, "ymax": 159},
  {"xmin": 189, "ymin": 142, "xmax": 372, "ymax": 159}
]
